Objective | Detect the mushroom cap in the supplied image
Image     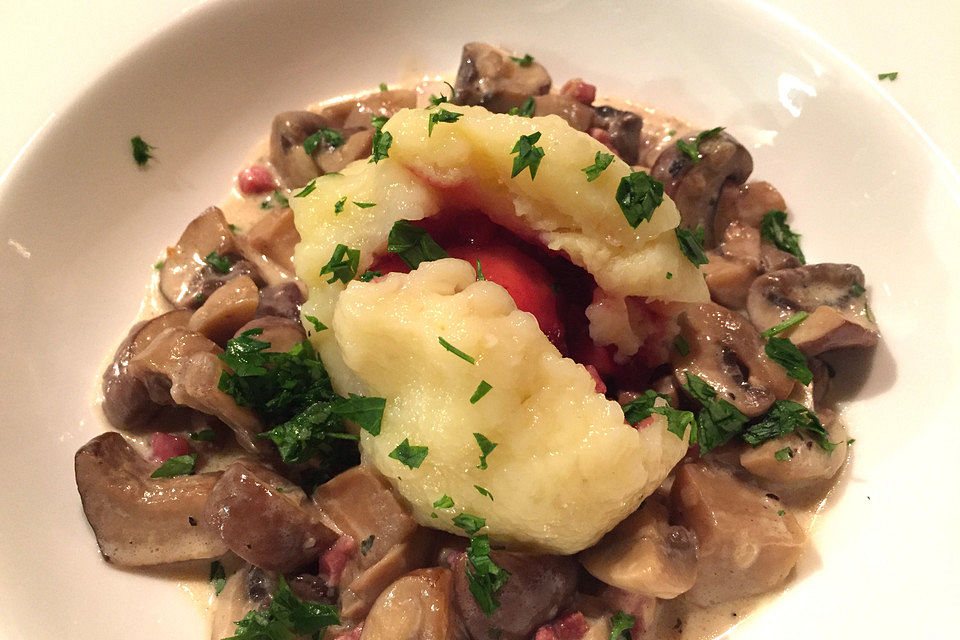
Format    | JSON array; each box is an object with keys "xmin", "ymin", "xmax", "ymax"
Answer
[
  {"xmin": 453, "ymin": 42, "xmax": 552, "ymax": 113},
  {"xmin": 360, "ymin": 568, "xmax": 456, "ymax": 640}
]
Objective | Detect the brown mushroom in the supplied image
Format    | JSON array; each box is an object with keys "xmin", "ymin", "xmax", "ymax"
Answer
[
  {"xmin": 670, "ymin": 461, "xmax": 804, "ymax": 606},
  {"xmin": 128, "ymin": 326, "xmax": 266, "ymax": 452},
  {"xmin": 256, "ymin": 282, "xmax": 305, "ymax": 321},
  {"xmin": 74, "ymin": 432, "xmax": 226, "ymax": 566},
  {"xmin": 204, "ymin": 460, "xmax": 337, "ymax": 572},
  {"xmin": 269, "ymin": 110, "xmax": 331, "ymax": 188},
  {"xmin": 244, "ymin": 207, "xmax": 300, "ymax": 271},
  {"xmin": 360, "ymin": 568, "xmax": 456, "ymax": 640},
  {"xmin": 740, "ymin": 412, "xmax": 849, "ymax": 488},
  {"xmin": 234, "ymin": 316, "xmax": 306, "ymax": 353},
  {"xmin": 452, "ymin": 42, "xmax": 551, "ymax": 113},
  {"xmin": 672, "ymin": 302, "xmax": 794, "ymax": 417},
  {"xmin": 101, "ymin": 309, "xmax": 193, "ymax": 430},
  {"xmin": 159, "ymin": 207, "xmax": 258, "ymax": 309},
  {"xmin": 651, "ymin": 130, "xmax": 753, "ymax": 245},
  {"xmin": 211, "ymin": 565, "xmax": 278, "ymax": 639},
  {"xmin": 336, "ymin": 89, "xmax": 418, "ymax": 130},
  {"xmin": 451, "ymin": 551, "xmax": 578, "ymax": 640},
  {"xmin": 187, "ymin": 275, "xmax": 259, "ymax": 346},
  {"xmin": 579, "ymin": 498, "xmax": 697, "ymax": 599},
  {"xmin": 533, "ymin": 93, "xmax": 594, "ymax": 131},
  {"xmin": 746, "ymin": 264, "xmax": 879, "ymax": 355},
  {"xmin": 590, "ymin": 105, "xmax": 644, "ymax": 165}
]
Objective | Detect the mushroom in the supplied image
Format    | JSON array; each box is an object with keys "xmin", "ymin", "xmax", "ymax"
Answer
[
  {"xmin": 234, "ymin": 316, "xmax": 307, "ymax": 353},
  {"xmin": 256, "ymin": 282, "xmax": 305, "ymax": 321},
  {"xmin": 451, "ymin": 551, "xmax": 579, "ymax": 640},
  {"xmin": 590, "ymin": 105, "xmax": 644, "ymax": 165},
  {"xmin": 74, "ymin": 432, "xmax": 226, "ymax": 566},
  {"xmin": 127, "ymin": 326, "xmax": 266, "ymax": 452},
  {"xmin": 672, "ymin": 302, "xmax": 794, "ymax": 417},
  {"xmin": 244, "ymin": 207, "xmax": 300, "ymax": 271},
  {"xmin": 211, "ymin": 565, "xmax": 278, "ymax": 639},
  {"xmin": 159, "ymin": 207, "xmax": 259, "ymax": 309},
  {"xmin": 204, "ymin": 460, "xmax": 337, "ymax": 572},
  {"xmin": 360, "ymin": 568, "xmax": 456, "ymax": 640},
  {"xmin": 101, "ymin": 309, "xmax": 193, "ymax": 430},
  {"xmin": 186, "ymin": 275, "xmax": 259, "ymax": 346},
  {"xmin": 670, "ymin": 461, "xmax": 804, "ymax": 606},
  {"xmin": 746, "ymin": 264, "xmax": 879, "ymax": 355},
  {"xmin": 585, "ymin": 588, "xmax": 658, "ymax": 638},
  {"xmin": 452, "ymin": 42, "xmax": 552, "ymax": 113},
  {"xmin": 713, "ymin": 181, "xmax": 785, "ymax": 240},
  {"xmin": 650, "ymin": 130, "xmax": 753, "ymax": 245},
  {"xmin": 336, "ymin": 89, "xmax": 418, "ymax": 130},
  {"xmin": 579, "ymin": 498, "xmax": 697, "ymax": 599},
  {"xmin": 533, "ymin": 93, "xmax": 594, "ymax": 131},
  {"xmin": 740, "ymin": 412, "xmax": 849, "ymax": 488},
  {"xmin": 269, "ymin": 110, "xmax": 331, "ymax": 188}
]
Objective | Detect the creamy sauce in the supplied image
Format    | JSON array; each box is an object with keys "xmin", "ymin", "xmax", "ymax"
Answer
[{"xmin": 90, "ymin": 76, "xmax": 848, "ymax": 640}]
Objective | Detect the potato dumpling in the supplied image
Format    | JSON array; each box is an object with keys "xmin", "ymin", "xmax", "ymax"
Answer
[{"xmin": 330, "ymin": 260, "xmax": 689, "ymax": 554}]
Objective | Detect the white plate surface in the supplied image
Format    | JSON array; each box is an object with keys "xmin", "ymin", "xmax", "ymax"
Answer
[{"xmin": 1, "ymin": 1, "xmax": 959, "ymax": 638}]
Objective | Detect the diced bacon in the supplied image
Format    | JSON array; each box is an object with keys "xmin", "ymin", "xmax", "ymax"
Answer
[
  {"xmin": 150, "ymin": 432, "xmax": 190, "ymax": 461},
  {"xmin": 237, "ymin": 165, "xmax": 277, "ymax": 195},
  {"xmin": 584, "ymin": 365, "xmax": 607, "ymax": 395},
  {"xmin": 560, "ymin": 78, "xmax": 597, "ymax": 105},
  {"xmin": 535, "ymin": 627, "xmax": 559, "ymax": 640},
  {"xmin": 534, "ymin": 612, "xmax": 590, "ymax": 640},
  {"xmin": 588, "ymin": 128, "xmax": 618, "ymax": 155},
  {"xmin": 319, "ymin": 535, "xmax": 357, "ymax": 587},
  {"xmin": 331, "ymin": 624, "xmax": 363, "ymax": 640}
]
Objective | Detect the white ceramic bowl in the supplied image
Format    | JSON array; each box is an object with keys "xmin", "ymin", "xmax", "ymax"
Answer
[{"xmin": 1, "ymin": 1, "xmax": 959, "ymax": 638}]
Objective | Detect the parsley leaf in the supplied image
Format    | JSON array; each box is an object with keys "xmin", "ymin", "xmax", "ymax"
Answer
[
  {"xmin": 369, "ymin": 129, "xmax": 392, "ymax": 163},
  {"xmin": 220, "ymin": 328, "xmax": 270, "ymax": 376},
  {"xmin": 473, "ymin": 432, "xmax": 498, "ymax": 469},
  {"xmin": 878, "ymin": 72, "xmax": 899, "ymax": 81},
  {"xmin": 303, "ymin": 127, "xmax": 346, "ymax": 154},
  {"xmin": 387, "ymin": 220, "xmax": 449, "ymax": 268},
  {"xmin": 295, "ymin": 180, "xmax": 317, "ymax": 198},
  {"xmin": 334, "ymin": 196, "xmax": 346, "ymax": 214},
  {"xmin": 433, "ymin": 495, "xmax": 455, "ymax": 509},
  {"xmin": 676, "ymin": 226, "xmax": 709, "ymax": 266},
  {"xmin": 609, "ymin": 611, "xmax": 635, "ymax": 640},
  {"xmin": 510, "ymin": 132, "xmax": 546, "ymax": 179},
  {"xmin": 204, "ymin": 251, "xmax": 231, "ymax": 274},
  {"xmin": 675, "ymin": 126, "xmax": 724, "ymax": 163},
  {"xmin": 130, "ymin": 135, "xmax": 155, "ymax": 166},
  {"xmin": 775, "ymin": 446, "xmax": 794, "ymax": 461},
  {"xmin": 389, "ymin": 438, "xmax": 429, "ymax": 469},
  {"xmin": 438, "ymin": 336, "xmax": 476, "ymax": 364},
  {"xmin": 507, "ymin": 96, "xmax": 536, "ymax": 117},
  {"xmin": 225, "ymin": 575, "xmax": 338, "ymax": 640},
  {"xmin": 765, "ymin": 337, "xmax": 813, "ymax": 385},
  {"xmin": 673, "ymin": 334, "xmax": 690, "ymax": 356},
  {"xmin": 319, "ymin": 244, "xmax": 360, "ymax": 284},
  {"xmin": 760, "ymin": 210, "xmax": 805, "ymax": 264},
  {"xmin": 510, "ymin": 53, "xmax": 534, "ymax": 66},
  {"xmin": 453, "ymin": 513, "xmax": 487, "ymax": 535},
  {"xmin": 379, "ymin": 82, "xmax": 388, "ymax": 91},
  {"xmin": 475, "ymin": 485, "xmax": 494, "ymax": 500},
  {"xmin": 360, "ymin": 534, "xmax": 375, "ymax": 555},
  {"xmin": 353, "ymin": 201, "xmax": 376, "ymax": 209},
  {"xmin": 616, "ymin": 171, "xmax": 664, "ymax": 227},
  {"xmin": 332, "ymin": 393, "xmax": 385, "ymax": 436},
  {"xmin": 370, "ymin": 114, "xmax": 389, "ymax": 130},
  {"xmin": 760, "ymin": 312, "xmax": 809, "ymax": 338},
  {"xmin": 465, "ymin": 535, "xmax": 511, "ymax": 616},
  {"xmin": 304, "ymin": 315, "xmax": 327, "ymax": 333},
  {"xmin": 743, "ymin": 400, "xmax": 836, "ymax": 452},
  {"xmin": 850, "ymin": 283, "xmax": 865, "ymax": 297},
  {"xmin": 358, "ymin": 270, "xmax": 382, "ymax": 282},
  {"xmin": 680, "ymin": 373, "xmax": 749, "ymax": 454},
  {"xmin": 210, "ymin": 561, "xmax": 226, "ymax": 596},
  {"xmin": 476, "ymin": 259, "xmax": 485, "ymax": 281},
  {"xmin": 427, "ymin": 107, "xmax": 463, "ymax": 136},
  {"xmin": 582, "ymin": 151, "xmax": 615, "ymax": 181},
  {"xmin": 621, "ymin": 390, "xmax": 696, "ymax": 439},
  {"xmin": 150, "ymin": 454, "xmax": 196, "ymax": 478},
  {"xmin": 258, "ymin": 401, "xmax": 344, "ymax": 464},
  {"xmin": 190, "ymin": 429, "xmax": 217, "ymax": 442},
  {"xmin": 261, "ymin": 189, "xmax": 290, "ymax": 209},
  {"xmin": 470, "ymin": 380, "xmax": 493, "ymax": 404}
]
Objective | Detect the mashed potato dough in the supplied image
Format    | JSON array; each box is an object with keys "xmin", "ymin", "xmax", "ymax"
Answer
[{"xmin": 331, "ymin": 260, "xmax": 689, "ymax": 554}]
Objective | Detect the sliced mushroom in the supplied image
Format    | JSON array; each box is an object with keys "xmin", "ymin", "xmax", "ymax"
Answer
[
  {"xmin": 579, "ymin": 498, "xmax": 697, "ymax": 599},
  {"xmin": 452, "ymin": 552, "xmax": 578, "ymax": 640},
  {"xmin": 672, "ymin": 302, "xmax": 794, "ymax": 417},
  {"xmin": 670, "ymin": 461, "xmax": 804, "ymax": 606},
  {"xmin": 128, "ymin": 326, "xmax": 266, "ymax": 452},
  {"xmin": 269, "ymin": 110, "xmax": 331, "ymax": 188},
  {"xmin": 244, "ymin": 207, "xmax": 300, "ymax": 271},
  {"xmin": 746, "ymin": 264, "xmax": 879, "ymax": 355},
  {"xmin": 211, "ymin": 565, "xmax": 277, "ymax": 640},
  {"xmin": 533, "ymin": 93, "xmax": 594, "ymax": 131},
  {"xmin": 187, "ymin": 275, "xmax": 260, "ymax": 346},
  {"xmin": 713, "ymin": 181, "xmax": 785, "ymax": 240},
  {"xmin": 101, "ymin": 309, "xmax": 193, "ymax": 430},
  {"xmin": 74, "ymin": 432, "xmax": 226, "ymax": 566},
  {"xmin": 700, "ymin": 250, "xmax": 758, "ymax": 311},
  {"xmin": 234, "ymin": 316, "xmax": 306, "ymax": 353},
  {"xmin": 452, "ymin": 42, "xmax": 551, "ymax": 113},
  {"xmin": 360, "ymin": 568, "xmax": 456, "ymax": 640},
  {"xmin": 337, "ymin": 89, "xmax": 418, "ymax": 129},
  {"xmin": 256, "ymin": 282, "xmax": 305, "ymax": 321},
  {"xmin": 204, "ymin": 460, "xmax": 336, "ymax": 572},
  {"xmin": 651, "ymin": 130, "xmax": 753, "ymax": 245},
  {"xmin": 159, "ymin": 207, "xmax": 258, "ymax": 309},
  {"xmin": 740, "ymin": 413, "xmax": 849, "ymax": 488},
  {"xmin": 316, "ymin": 128, "xmax": 374, "ymax": 175},
  {"xmin": 587, "ymin": 588, "xmax": 658, "ymax": 638},
  {"xmin": 590, "ymin": 105, "xmax": 644, "ymax": 165}
]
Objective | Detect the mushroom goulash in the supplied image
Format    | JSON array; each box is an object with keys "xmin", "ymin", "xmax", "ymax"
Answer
[{"xmin": 77, "ymin": 43, "xmax": 880, "ymax": 640}]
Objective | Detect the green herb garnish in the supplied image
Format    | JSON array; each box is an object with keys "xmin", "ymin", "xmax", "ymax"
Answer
[
  {"xmin": 507, "ymin": 96, "xmax": 536, "ymax": 117},
  {"xmin": 303, "ymin": 127, "xmax": 345, "ymax": 154},
  {"xmin": 510, "ymin": 53, "xmax": 534, "ymax": 66},
  {"xmin": 760, "ymin": 311, "xmax": 809, "ymax": 338},
  {"xmin": 295, "ymin": 180, "xmax": 317, "ymax": 198},
  {"xmin": 760, "ymin": 209, "xmax": 805, "ymax": 263},
  {"xmin": 438, "ymin": 337, "xmax": 476, "ymax": 364},
  {"xmin": 675, "ymin": 126, "xmax": 724, "ymax": 163},
  {"xmin": 369, "ymin": 129, "xmax": 392, "ymax": 163},
  {"xmin": 676, "ymin": 226, "xmax": 708, "ymax": 266},
  {"xmin": 304, "ymin": 315, "xmax": 327, "ymax": 333},
  {"xmin": 609, "ymin": 611, "xmax": 635, "ymax": 640},
  {"xmin": 510, "ymin": 132, "xmax": 545, "ymax": 179},
  {"xmin": 427, "ymin": 108, "xmax": 463, "ymax": 136},
  {"xmin": 878, "ymin": 72, "xmax": 898, "ymax": 81},
  {"xmin": 358, "ymin": 270, "xmax": 382, "ymax": 282},
  {"xmin": 190, "ymin": 429, "xmax": 217, "ymax": 442},
  {"xmin": 475, "ymin": 485, "xmax": 494, "ymax": 500},
  {"xmin": 621, "ymin": 390, "xmax": 696, "ymax": 440},
  {"xmin": 743, "ymin": 400, "xmax": 836, "ymax": 452},
  {"xmin": 130, "ymin": 136, "xmax": 155, "ymax": 166},
  {"xmin": 150, "ymin": 454, "xmax": 196, "ymax": 478},
  {"xmin": 225, "ymin": 575, "xmax": 338, "ymax": 640},
  {"xmin": 433, "ymin": 495, "xmax": 455, "ymax": 509},
  {"xmin": 319, "ymin": 244, "xmax": 360, "ymax": 284},
  {"xmin": 389, "ymin": 438, "xmax": 429, "ymax": 469},
  {"xmin": 360, "ymin": 534, "xmax": 375, "ymax": 555},
  {"xmin": 470, "ymin": 381, "xmax": 493, "ymax": 404},
  {"xmin": 774, "ymin": 446, "xmax": 794, "ymax": 461},
  {"xmin": 474, "ymin": 432, "xmax": 498, "ymax": 469},
  {"xmin": 581, "ymin": 151, "xmax": 615, "ymax": 182},
  {"xmin": 765, "ymin": 337, "xmax": 813, "ymax": 385},
  {"xmin": 331, "ymin": 393, "xmax": 386, "ymax": 436},
  {"xmin": 465, "ymin": 534, "xmax": 510, "ymax": 616},
  {"xmin": 210, "ymin": 561, "xmax": 226, "ymax": 596},
  {"xmin": 204, "ymin": 251, "xmax": 231, "ymax": 274},
  {"xmin": 387, "ymin": 220, "xmax": 449, "ymax": 268},
  {"xmin": 453, "ymin": 513, "xmax": 486, "ymax": 535},
  {"xmin": 616, "ymin": 171, "xmax": 663, "ymax": 227}
]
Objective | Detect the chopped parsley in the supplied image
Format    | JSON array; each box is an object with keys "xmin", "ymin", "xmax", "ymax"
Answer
[
  {"xmin": 765, "ymin": 337, "xmax": 813, "ymax": 385},
  {"xmin": 189, "ymin": 429, "xmax": 217, "ymax": 442},
  {"xmin": 358, "ymin": 270, "xmax": 382, "ymax": 282},
  {"xmin": 428, "ymin": 82, "xmax": 457, "ymax": 106},
  {"xmin": 673, "ymin": 334, "xmax": 690, "ymax": 356},
  {"xmin": 353, "ymin": 200, "xmax": 376, "ymax": 209},
  {"xmin": 581, "ymin": 151, "xmax": 615, "ymax": 182},
  {"xmin": 510, "ymin": 132, "xmax": 545, "ymax": 179},
  {"xmin": 507, "ymin": 96, "xmax": 536, "ymax": 117},
  {"xmin": 304, "ymin": 315, "xmax": 327, "ymax": 333},
  {"xmin": 465, "ymin": 534, "xmax": 510, "ymax": 616},
  {"xmin": 258, "ymin": 402, "xmax": 356, "ymax": 464},
  {"xmin": 778, "ymin": 509, "xmax": 786, "ymax": 517},
  {"xmin": 225, "ymin": 575, "xmax": 338, "ymax": 640},
  {"xmin": 389, "ymin": 438, "xmax": 429, "ymax": 469},
  {"xmin": 150, "ymin": 454, "xmax": 196, "ymax": 478},
  {"xmin": 476, "ymin": 259, "xmax": 485, "ymax": 281},
  {"xmin": 475, "ymin": 485, "xmax": 494, "ymax": 500},
  {"xmin": 295, "ymin": 180, "xmax": 317, "ymax": 198},
  {"xmin": 427, "ymin": 108, "xmax": 463, "ymax": 136},
  {"xmin": 510, "ymin": 53, "xmax": 534, "ymax": 66},
  {"xmin": 331, "ymin": 393, "xmax": 386, "ymax": 436},
  {"xmin": 319, "ymin": 244, "xmax": 360, "ymax": 284},
  {"xmin": 470, "ymin": 381, "xmax": 493, "ymax": 404},
  {"xmin": 370, "ymin": 114, "xmax": 389, "ymax": 130},
  {"xmin": 621, "ymin": 390, "xmax": 696, "ymax": 440},
  {"xmin": 360, "ymin": 534, "xmax": 375, "ymax": 555},
  {"xmin": 204, "ymin": 251, "xmax": 231, "ymax": 274},
  {"xmin": 433, "ymin": 495, "xmax": 455, "ymax": 509},
  {"xmin": 387, "ymin": 220, "xmax": 449, "ymax": 268},
  {"xmin": 760, "ymin": 311, "xmax": 809, "ymax": 338},
  {"xmin": 616, "ymin": 171, "xmax": 664, "ymax": 227},
  {"xmin": 379, "ymin": 82, "xmax": 388, "ymax": 91},
  {"xmin": 261, "ymin": 189, "xmax": 290, "ymax": 209},
  {"xmin": 210, "ymin": 561, "xmax": 226, "ymax": 596},
  {"xmin": 760, "ymin": 210, "xmax": 805, "ymax": 263},
  {"xmin": 774, "ymin": 446, "xmax": 794, "ymax": 461},
  {"xmin": 438, "ymin": 336, "xmax": 476, "ymax": 364},
  {"xmin": 474, "ymin": 432, "xmax": 498, "ymax": 469},
  {"xmin": 453, "ymin": 513, "xmax": 486, "ymax": 536},
  {"xmin": 676, "ymin": 226, "xmax": 709, "ymax": 266},
  {"xmin": 676, "ymin": 126, "xmax": 724, "ymax": 163},
  {"xmin": 666, "ymin": 271, "xmax": 673, "ymax": 279},
  {"xmin": 369, "ymin": 129, "xmax": 392, "ymax": 163},
  {"xmin": 154, "ymin": 259, "xmax": 164, "ymax": 270},
  {"xmin": 609, "ymin": 611, "xmax": 635, "ymax": 640},
  {"xmin": 743, "ymin": 400, "xmax": 836, "ymax": 452},
  {"xmin": 680, "ymin": 373, "xmax": 750, "ymax": 454},
  {"xmin": 333, "ymin": 196, "xmax": 347, "ymax": 214},
  {"xmin": 878, "ymin": 72, "xmax": 899, "ymax": 81},
  {"xmin": 130, "ymin": 135, "xmax": 155, "ymax": 166},
  {"xmin": 850, "ymin": 283, "xmax": 865, "ymax": 297},
  {"xmin": 303, "ymin": 127, "xmax": 345, "ymax": 154}
]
